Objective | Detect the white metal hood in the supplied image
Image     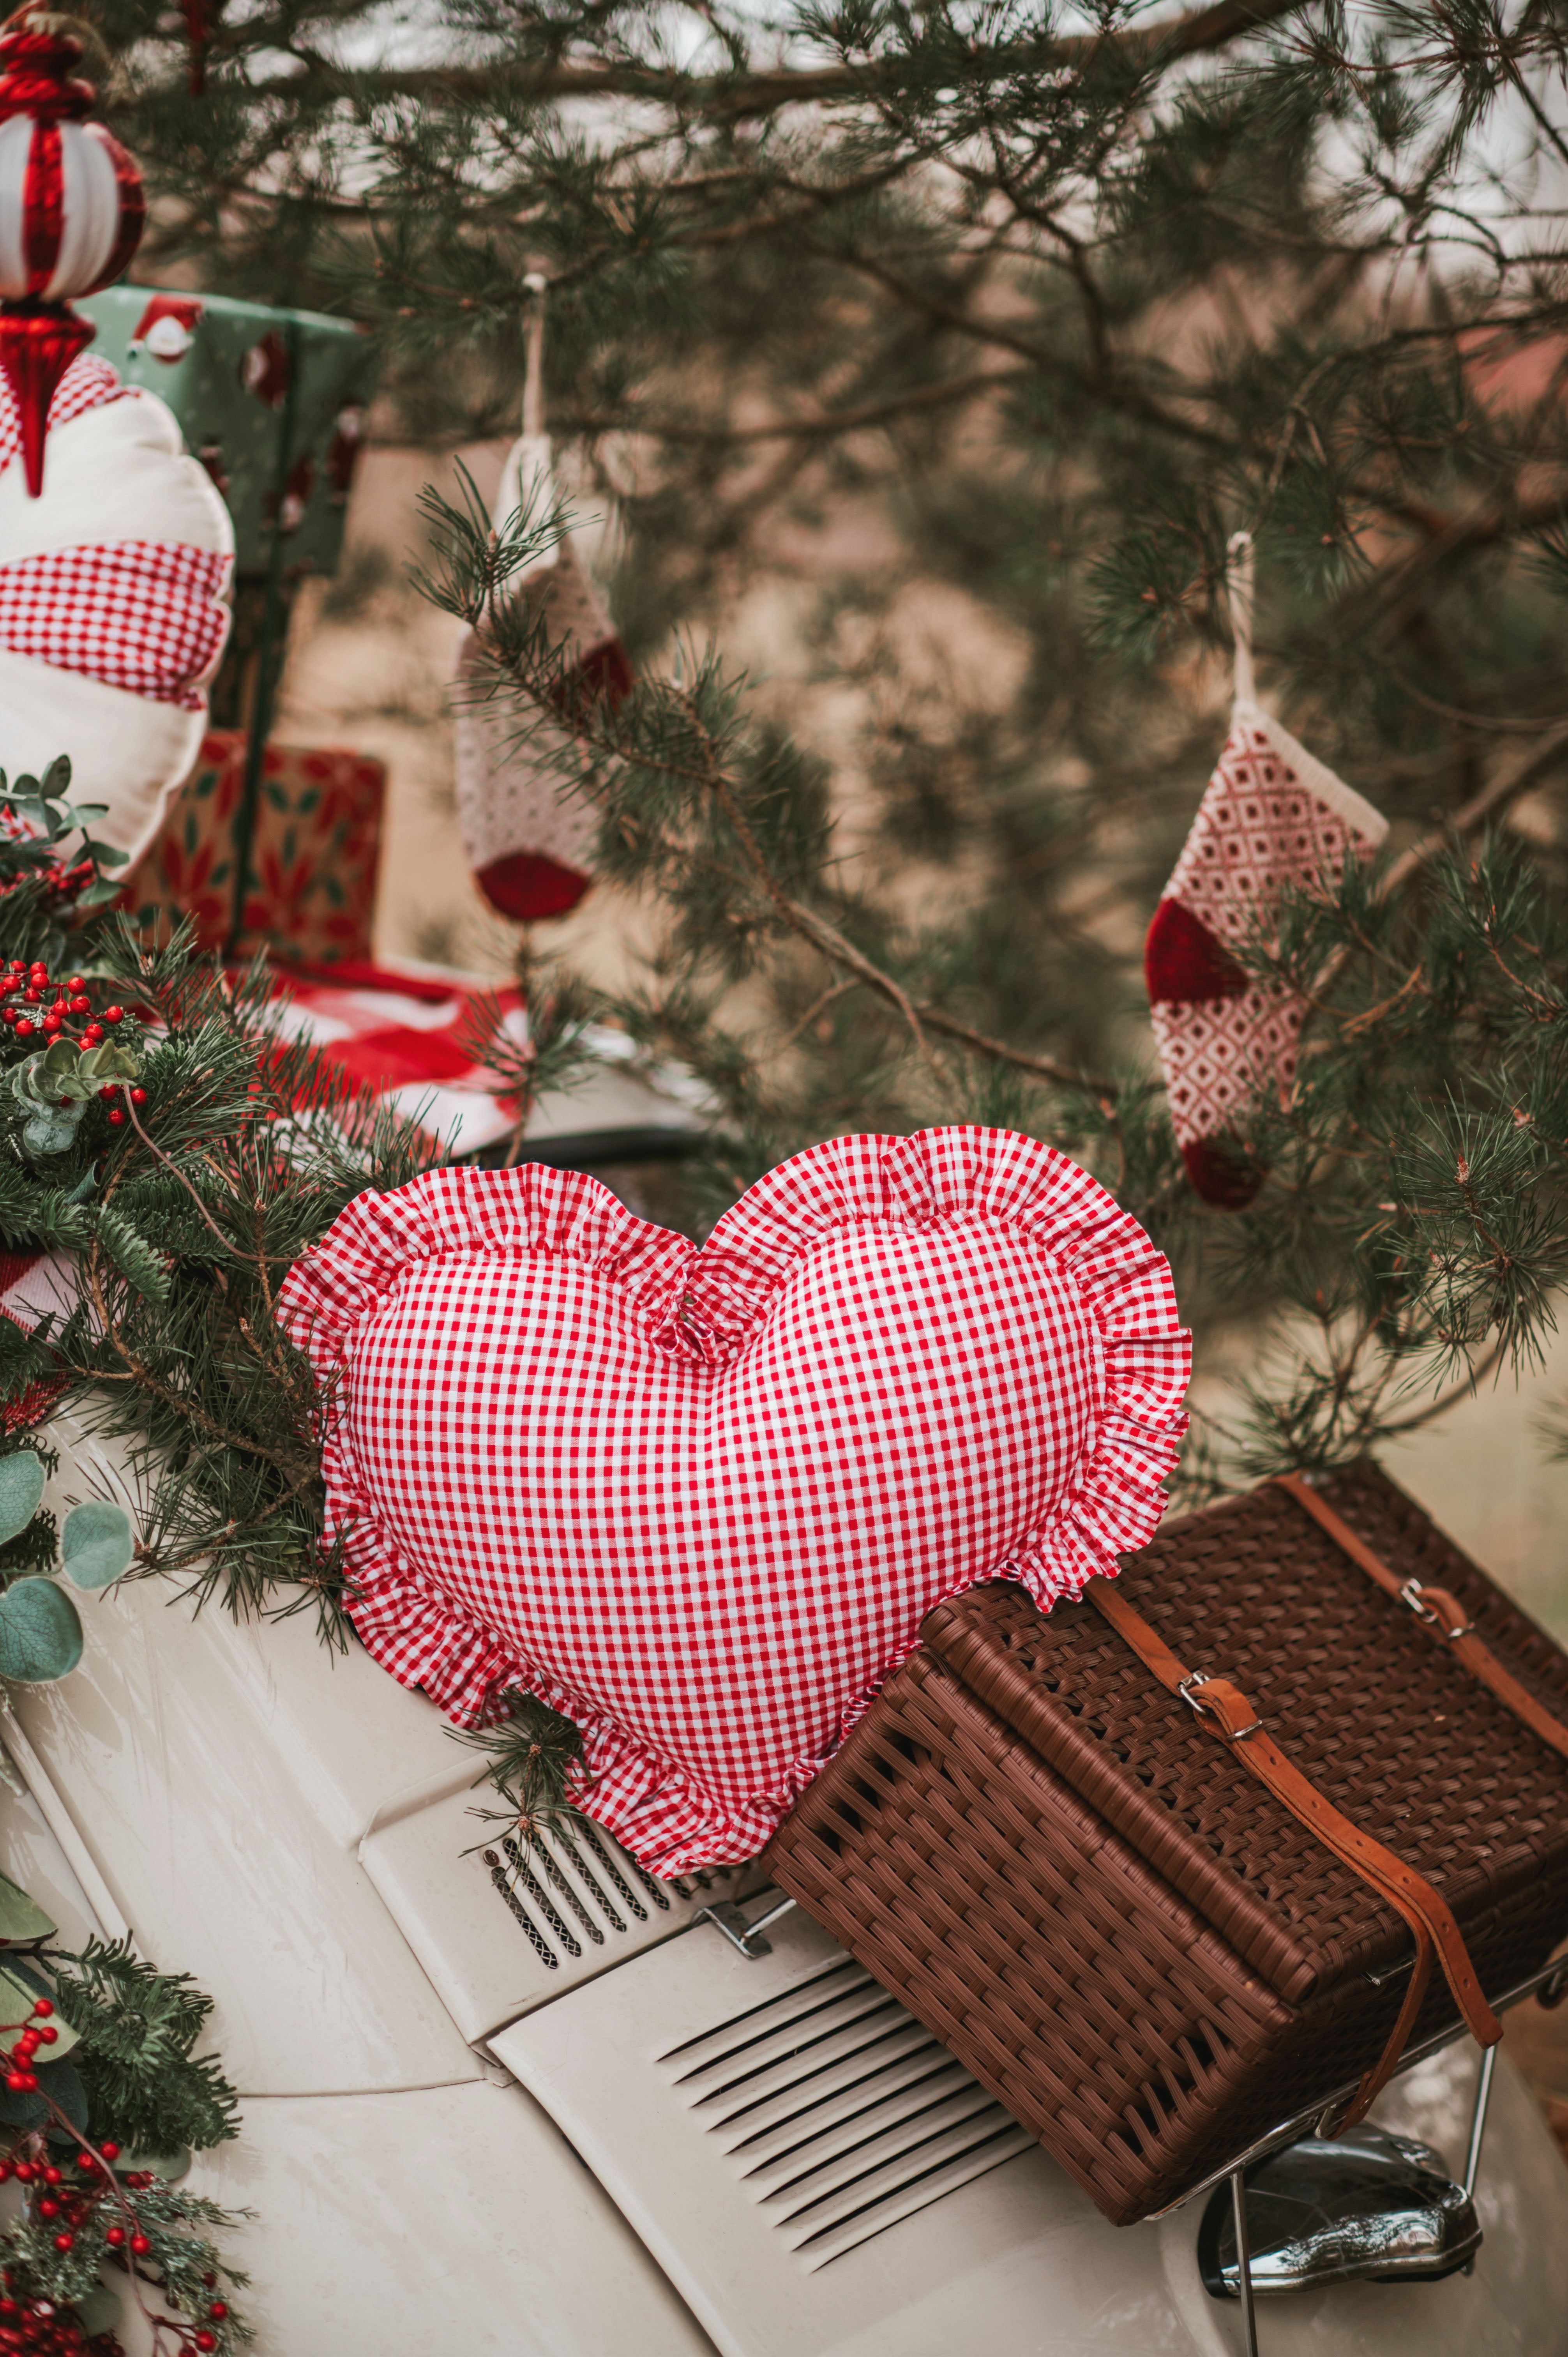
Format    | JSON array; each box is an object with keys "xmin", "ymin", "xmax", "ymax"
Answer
[{"xmin": 491, "ymin": 1897, "xmax": 1568, "ymax": 2357}]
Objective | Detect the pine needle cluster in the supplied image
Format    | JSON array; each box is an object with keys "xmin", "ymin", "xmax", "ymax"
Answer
[
  {"xmin": 46, "ymin": 1940, "xmax": 239, "ymax": 2159},
  {"xmin": 40, "ymin": 923, "xmax": 440, "ymax": 1638},
  {"xmin": 455, "ymin": 1690, "xmax": 587, "ymax": 1847}
]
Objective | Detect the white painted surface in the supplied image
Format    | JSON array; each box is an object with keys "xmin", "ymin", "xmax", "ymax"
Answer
[
  {"xmin": 117, "ymin": 2079, "xmax": 718, "ymax": 2357},
  {"xmin": 9, "ymin": 1414, "xmax": 480, "ymax": 2094},
  {"xmin": 359, "ymin": 1779, "xmax": 756, "ymax": 2042}
]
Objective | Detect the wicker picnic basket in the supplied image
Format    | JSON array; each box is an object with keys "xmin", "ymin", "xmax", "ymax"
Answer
[{"xmin": 763, "ymin": 1463, "xmax": 1568, "ymax": 2226}]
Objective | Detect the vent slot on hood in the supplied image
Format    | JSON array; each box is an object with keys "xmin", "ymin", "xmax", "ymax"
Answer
[
  {"xmin": 658, "ymin": 1957, "xmax": 1033, "ymax": 2269},
  {"xmin": 482, "ymin": 1818, "xmax": 735, "ymax": 1974}
]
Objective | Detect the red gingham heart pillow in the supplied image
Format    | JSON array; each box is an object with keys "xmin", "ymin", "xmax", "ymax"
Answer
[{"xmin": 278, "ymin": 1127, "xmax": 1190, "ymax": 1872}]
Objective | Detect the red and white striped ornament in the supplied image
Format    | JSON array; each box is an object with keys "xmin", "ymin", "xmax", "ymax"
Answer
[{"xmin": 0, "ymin": 18, "xmax": 143, "ymax": 497}]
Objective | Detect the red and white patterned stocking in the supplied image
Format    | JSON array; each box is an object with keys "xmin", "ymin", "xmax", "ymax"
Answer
[
  {"xmin": 1144, "ymin": 537, "xmax": 1386, "ymax": 1207},
  {"xmin": 453, "ymin": 432, "xmax": 633, "ymax": 924}
]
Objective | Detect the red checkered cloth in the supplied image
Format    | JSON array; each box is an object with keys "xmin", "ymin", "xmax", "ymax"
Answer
[
  {"xmin": 268, "ymin": 962, "xmax": 523, "ymax": 1159},
  {"xmin": 0, "ymin": 1249, "xmax": 76, "ymax": 1432},
  {"xmin": 277, "ymin": 1127, "xmax": 1191, "ymax": 1874},
  {"xmin": 0, "ymin": 355, "xmax": 127, "ymax": 479}
]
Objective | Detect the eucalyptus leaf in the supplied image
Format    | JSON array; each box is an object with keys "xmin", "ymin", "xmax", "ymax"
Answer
[
  {"xmin": 0, "ymin": 1869, "xmax": 53, "ymax": 1946},
  {"xmin": 0, "ymin": 1579, "xmax": 82, "ymax": 1682},
  {"xmin": 22, "ymin": 1108, "xmax": 85, "ymax": 1157},
  {"xmin": 62, "ymin": 1500, "xmax": 134, "ymax": 1590},
  {"xmin": 0, "ymin": 2081, "xmax": 45, "ymax": 2129},
  {"xmin": 74, "ymin": 2290, "xmax": 122, "ymax": 2339},
  {"xmin": 0, "ymin": 1452, "xmax": 45, "ymax": 1546},
  {"xmin": 78, "ymin": 1042, "xmax": 140, "ymax": 1086},
  {"xmin": 10, "ymin": 1055, "xmax": 53, "ymax": 1110}
]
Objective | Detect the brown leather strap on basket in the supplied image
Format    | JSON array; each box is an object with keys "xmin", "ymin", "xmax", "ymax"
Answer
[
  {"xmin": 1275, "ymin": 1472, "xmax": 1568, "ymax": 1768},
  {"xmin": 1083, "ymin": 1574, "xmax": 1501, "ymax": 2125}
]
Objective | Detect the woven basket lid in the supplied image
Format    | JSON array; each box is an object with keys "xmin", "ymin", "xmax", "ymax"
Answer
[{"xmin": 922, "ymin": 1462, "xmax": 1568, "ymax": 2003}]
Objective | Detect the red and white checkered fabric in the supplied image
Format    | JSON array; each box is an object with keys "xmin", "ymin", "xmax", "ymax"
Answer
[
  {"xmin": 278, "ymin": 1127, "xmax": 1191, "ymax": 1873},
  {"xmin": 0, "ymin": 351, "xmax": 124, "ymax": 477},
  {"xmin": 0, "ymin": 970, "xmax": 517, "ymax": 1420},
  {"xmin": 267, "ymin": 962, "xmax": 525, "ymax": 1159},
  {"xmin": 1146, "ymin": 705, "xmax": 1386, "ymax": 1205},
  {"xmin": 0, "ymin": 1247, "xmax": 73, "ymax": 1431},
  {"xmin": 0, "ymin": 352, "xmax": 228, "ymax": 711},
  {"xmin": 0, "ymin": 539, "xmax": 229, "ymax": 709}
]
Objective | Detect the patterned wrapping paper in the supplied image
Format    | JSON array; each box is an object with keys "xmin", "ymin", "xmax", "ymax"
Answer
[
  {"xmin": 121, "ymin": 728, "xmax": 386, "ymax": 963},
  {"xmin": 76, "ymin": 287, "xmax": 376, "ymax": 580},
  {"xmin": 277, "ymin": 1127, "xmax": 1192, "ymax": 1875}
]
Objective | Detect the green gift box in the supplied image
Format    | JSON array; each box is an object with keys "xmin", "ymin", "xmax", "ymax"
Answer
[{"xmin": 76, "ymin": 286, "xmax": 378, "ymax": 577}]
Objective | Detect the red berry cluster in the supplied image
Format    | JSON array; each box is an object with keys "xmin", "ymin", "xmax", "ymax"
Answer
[
  {"xmin": 0, "ymin": 2239, "xmax": 129, "ymax": 2354},
  {"xmin": 16, "ymin": 858, "xmax": 96, "ymax": 920},
  {"xmin": 0, "ymin": 2129, "xmax": 233, "ymax": 2355},
  {"xmin": 0, "ymin": 2004, "xmax": 58, "ymax": 2097},
  {"xmin": 0, "ymin": 966, "xmax": 143, "ymax": 1122},
  {"xmin": 0, "ymin": 2130, "xmax": 110, "ymax": 2257},
  {"xmin": 0, "ymin": 2281, "xmax": 125, "ymax": 2353},
  {"xmin": 0, "ymin": 2291, "xmax": 94, "ymax": 2354}
]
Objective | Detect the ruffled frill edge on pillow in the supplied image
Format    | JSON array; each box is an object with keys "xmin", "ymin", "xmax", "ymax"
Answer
[
  {"xmin": 277, "ymin": 1127, "xmax": 1191, "ymax": 1875},
  {"xmin": 275, "ymin": 1159, "xmax": 699, "ymax": 1377}
]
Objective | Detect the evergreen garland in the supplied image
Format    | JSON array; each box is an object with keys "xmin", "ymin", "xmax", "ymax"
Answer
[
  {"xmin": 45, "ymin": 1944, "xmax": 239, "ymax": 2161},
  {"xmin": 0, "ymin": 1876, "xmax": 249, "ymax": 2355},
  {"xmin": 0, "ymin": 777, "xmax": 435, "ymax": 1639}
]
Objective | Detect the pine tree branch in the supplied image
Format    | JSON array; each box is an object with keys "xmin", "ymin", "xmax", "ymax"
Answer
[
  {"xmin": 207, "ymin": 0, "xmax": 1313, "ymax": 116},
  {"xmin": 814, "ymin": 246, "xmax": 1241, "ymax": 454},
  {"xmin": 911, "ymin": 1005, "xmax": 1117, "ymax": 1097},
  {"xmin": 566, "ymin": 368, "xmax": 1031, "ymax": 445},
  {"xmin": 1378, "ymin": 719, "xmax": 1568, "ymax": 903}
]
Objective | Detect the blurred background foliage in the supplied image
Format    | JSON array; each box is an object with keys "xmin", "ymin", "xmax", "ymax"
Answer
[{"xmin": 74, "ymin": 0, "xmax": 1568, "ymax": 1487}]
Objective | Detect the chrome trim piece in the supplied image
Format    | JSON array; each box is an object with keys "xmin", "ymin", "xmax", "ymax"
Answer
[{"xmin": 1201, "ymin": 2128, "xmax": 1481, "ymax": 2302}]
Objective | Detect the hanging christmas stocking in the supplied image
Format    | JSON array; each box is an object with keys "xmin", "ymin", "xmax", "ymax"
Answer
[
  {"xmin": 1145, "ymin": 536, "xmax": 1388, "ymax": 1208},
  {"xmin": 453, "ymin": 431, "xmax": 633, "ymax": 924}
]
